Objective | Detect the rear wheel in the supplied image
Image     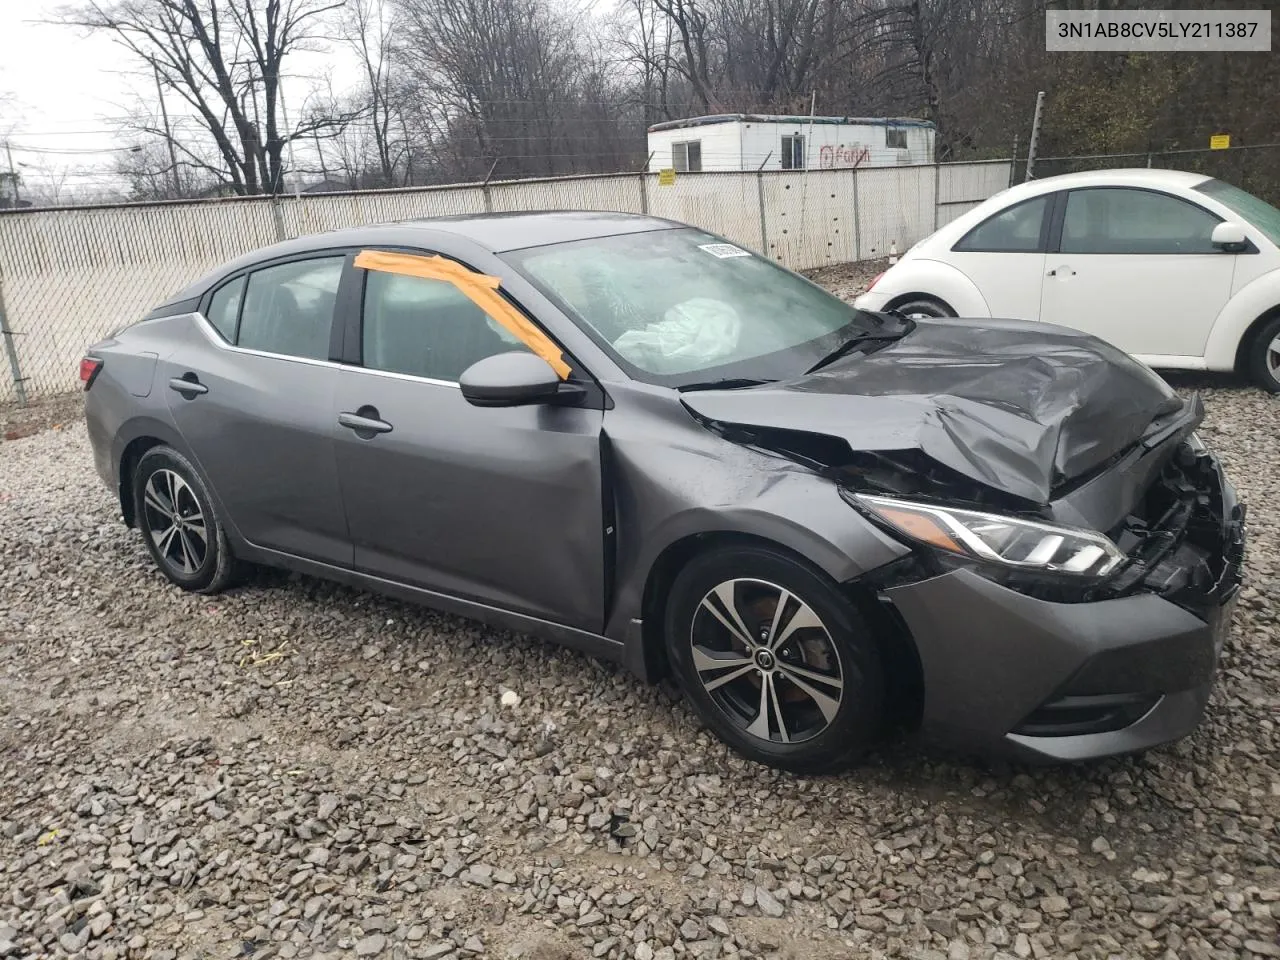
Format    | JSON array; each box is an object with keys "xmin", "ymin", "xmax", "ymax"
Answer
[
  {"xmin": 133, "ymin": 446, "xmax": 239, "ymax": 593},
  {"xmin": 664, "ymin": 544, "xmax": 884, "ymax": 773},
  {"xmin": 1246, "ymin": 314, "xmax": 1280, "ymax": 393},
  {"xmin": 889, "ymin": 296, "xmax": 955, "ymax": 319}
]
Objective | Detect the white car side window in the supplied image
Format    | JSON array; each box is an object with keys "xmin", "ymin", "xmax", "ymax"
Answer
[
  {"xmin": 1061, "ymin": 189, "xmax": 1220, "ymax": 255},
  {"xmin": 954, "ymin": 196, "xmax": 1049, "ymax": 253}
]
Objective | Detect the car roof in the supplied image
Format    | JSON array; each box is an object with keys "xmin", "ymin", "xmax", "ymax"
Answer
[
  {"xmin": 1003, "ymin": 168, "xmax": 1213, "ymax": 200},
  {"xmin": 160, "ymin": 211, "xmax": 681, "ymax": 307}
]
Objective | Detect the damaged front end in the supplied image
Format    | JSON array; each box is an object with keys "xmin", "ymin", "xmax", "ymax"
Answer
[{"xmin": 686, "ymin": 393, "xmax": 1245, "ymax": 759}]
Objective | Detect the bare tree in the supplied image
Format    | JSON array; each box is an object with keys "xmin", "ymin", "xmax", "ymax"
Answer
[
  {"xmin": 54, "ymin": 0, "xmax": 350, "ymax": 195},
  {"xmin": 339, "ymin": 0, "xmax": 409, "ymax": 187},
  {"xmin": 395, "ymin": 0, "xmax": 599, "ymax": 180}
]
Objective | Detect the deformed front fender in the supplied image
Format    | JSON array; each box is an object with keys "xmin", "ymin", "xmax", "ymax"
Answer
[{"xmin": 601, "ymin": 393, "xmax": 910, "ymax": 645}]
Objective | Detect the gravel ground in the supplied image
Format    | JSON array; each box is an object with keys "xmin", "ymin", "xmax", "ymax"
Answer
[
  {"xmin": 1, "ymin": 273, "xmax": 1278, "ymax": 960},
  {"xmin": 0, "ymin": 393, "xmax": 84, "ymax": 443}
]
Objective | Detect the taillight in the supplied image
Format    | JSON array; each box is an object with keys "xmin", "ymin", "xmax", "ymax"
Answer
[
  {"xmin": 79, "ymin": 357, "xmax": 103, "ymax": 390},
  {"xmin": 866, "ymin": 271, "xmax": 885, "ymax": 292}
]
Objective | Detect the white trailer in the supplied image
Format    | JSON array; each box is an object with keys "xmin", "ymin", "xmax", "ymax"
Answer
[{"xmin": 646, "ymin": 114, "xmax": 935, "ymax": 173}]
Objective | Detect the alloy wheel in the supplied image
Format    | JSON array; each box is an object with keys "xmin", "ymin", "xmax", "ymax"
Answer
[
  {"xmin": 689, "ymin": 578, "xmax": 844, "ymax": 744},
  {"xmin": 142, "ymin": 468, "xmax": 208, "ymax": 575},
  {"xmin": 1267, "ymin": 334, "xmax": 1280, "ymax": 380}
]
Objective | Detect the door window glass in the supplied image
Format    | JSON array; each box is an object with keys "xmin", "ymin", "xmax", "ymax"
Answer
[
  {"xmin": 238, "ymin": 257, "xmax": 344, "ymax": 359},
  {"xmin": 1061, "ymin": 188, "xmax": 1220, "ymax": 254},
  {"xmin": 954, "ymin": 196, "xmax": 1049, "ymax": 252},
  {"xmin": 206, "ymin": 275, "xmax": 245, "ymax": 341},
  {"xmin": 361, "ymin": 269, "xmax": 529, "ymax": 382}
]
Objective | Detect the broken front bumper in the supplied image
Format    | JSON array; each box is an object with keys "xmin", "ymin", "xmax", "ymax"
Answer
[{"xmin": 882, "ymin": 444, "xmax": 1245, "ymax": 762}]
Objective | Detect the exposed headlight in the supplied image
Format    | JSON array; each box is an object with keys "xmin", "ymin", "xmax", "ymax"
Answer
[{"xmin": 853, "ymin": 493, "xmax": 1125, "ymax": 577}]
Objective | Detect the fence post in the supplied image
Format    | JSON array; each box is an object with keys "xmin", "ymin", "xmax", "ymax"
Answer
[
  {"xmin": 1024, "ymin": 90, "xmax": 1045, "ymax": 182},
  {"xmin": 268, "ymin": 195, "xmax": 287, "ymax": 242},
  {"xmin": 755, "ymin": 152, "xmax": 772, "ymax": 257},
  {"xmin": 933, "ymin": 162, "xmax": 942, "ymax": 231},
  {"xmin": 0, "ymin": 270, "xmax": 26, "ymax": 405},
  {"xmin": 482, "ymin": 159, "xmax": 500, "ymax": 214},
  {"xmin": 851, "ymin": 168, "xmax": 862, "ymax": 262},
  {"xmin": 639, "ymin": 151, "xmax": 653, "ymax": 215}
]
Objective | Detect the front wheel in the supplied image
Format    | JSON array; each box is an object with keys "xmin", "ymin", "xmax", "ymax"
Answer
[
  {"xmin": 664, "ymin": 545, "xmax": 885, "ymax": 773},
  {"xmin": 888, "ymin": 296, "xmax": 955, "ymax": 319},
  {"xmin": 1246, "ymin": 314, "xmax": 1280, "ymax": 393},
  {"xmin": 133, "ymin": 445, "xmax": 240, "ymax": 593}
]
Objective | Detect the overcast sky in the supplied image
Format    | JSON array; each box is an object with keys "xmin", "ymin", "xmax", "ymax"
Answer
[{"xmin": 0, "ymin": 0, "xmax": 360, "ymax": 195}]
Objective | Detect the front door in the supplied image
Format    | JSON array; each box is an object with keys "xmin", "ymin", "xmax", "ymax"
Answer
[
  {"xmin": 165, "ymin": 255, "xmax": 351, "ymax": 566},
  {"xmin": 1040, "ymin": 187, "xmax": 1236, "ymax": 359},
  {"xmin": 332, "ymin": 258, "xmax": 606, "ymax": 631},
  {"xmin": 947, "ymin": 193, "xmax": 1051, "ymax": 320}
]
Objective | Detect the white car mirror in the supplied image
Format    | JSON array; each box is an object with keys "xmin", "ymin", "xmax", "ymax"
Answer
[{"xmin": 1211, "ymin": 221, "xmax": 1248, "ymax": 252}]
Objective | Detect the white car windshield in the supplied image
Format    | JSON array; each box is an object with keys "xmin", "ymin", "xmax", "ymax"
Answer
[
  {"xmin": 1196, "ymin": 178, "xmax": 1280, "ymax": 247},
  {"xmin": 505, "ymin": 228, "xmax": 878, "ymax": 386}
]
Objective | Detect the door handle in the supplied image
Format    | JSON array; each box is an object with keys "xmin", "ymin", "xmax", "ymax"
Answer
[
  {"xmin": 168, "ymin": 375, "xmax": 208, "ymax": 397},
  {"xmin": 338, "ymin": 409, "xmax": 393, "ymax": 437},
  {"xmin": 1047, "ymin": 267, "xmax": 1076, "ymax": 278}
]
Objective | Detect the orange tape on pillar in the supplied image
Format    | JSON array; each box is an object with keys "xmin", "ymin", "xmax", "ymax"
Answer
[{"xmin": 353, "ymin": 249, "xmax": 571, "ymax": 379}]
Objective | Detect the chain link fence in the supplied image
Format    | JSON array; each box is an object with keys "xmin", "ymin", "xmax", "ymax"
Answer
[{"xmin": 0, "ymin": 159, "xmax": 1010, "ymax": 402}]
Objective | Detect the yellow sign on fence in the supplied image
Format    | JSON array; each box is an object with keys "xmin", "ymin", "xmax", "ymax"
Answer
[
  {"xmin": 1210, "ymin": 134, "xmax": 1231, "ymax": 150},
  {"xmin": 658, "ymin": 168, "xmax": 676, "ymax": 186}
]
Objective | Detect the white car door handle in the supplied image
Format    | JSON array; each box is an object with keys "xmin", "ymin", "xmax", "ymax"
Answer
[{"xmin": 1047, "ymin": 266, "xmax": 1076, "ymax": 278}]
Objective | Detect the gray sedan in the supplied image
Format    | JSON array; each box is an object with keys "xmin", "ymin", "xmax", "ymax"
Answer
[{"xmin": 83, "ymin": 212, "xmax": 1245, "ymax": 771}]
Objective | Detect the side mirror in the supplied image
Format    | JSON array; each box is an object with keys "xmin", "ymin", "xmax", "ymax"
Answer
[
  {"xmin": 459, "ymin": 351, "xmax": 563, "ymax": 407},
  {"xmin": 1211, "ymin": 221, "xmax": 1248, "ymax": 252}
]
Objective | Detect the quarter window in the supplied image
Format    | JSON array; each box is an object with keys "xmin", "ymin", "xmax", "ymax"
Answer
[
  {"xmin": 673, "ymin": 140, "xmax": 702, "ymax": 173},
  {"xmin": 360, "ymin": 269, "xmax": 529, "ymax": 383},
  {"xmin": 1061, "ymin": 188, "xmax": 1220, "ymax": 254},
  {"xmin": 206, "ymin": 275, "xmax": 245, "ymax": 342},
  {"xmin": 954, "ymin": 195, "xmax": 1049, "ymax": 252},
  {"xmin": 237, "ymin": 257, "xmax": 344, "ymax": 359},
  {"xmin": 781, "ymin": 135, "xmax": 805, "ymax": 170}
]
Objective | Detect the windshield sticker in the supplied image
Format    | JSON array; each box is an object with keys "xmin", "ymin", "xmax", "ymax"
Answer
[{"xmin": 698, "ymin": 242, "xmax": 752, "ymax": 259}]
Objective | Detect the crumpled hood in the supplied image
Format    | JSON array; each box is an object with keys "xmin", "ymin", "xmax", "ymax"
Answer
[{"xmin": 681, "ymin": 317, "xmax": 1191, "ymax": 505}]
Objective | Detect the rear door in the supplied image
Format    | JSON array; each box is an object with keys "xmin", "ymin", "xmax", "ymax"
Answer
[
  {"xmin": 1039, "ymin": 187, "xmax": 1235, "ymax": 358},
  {"xmin": 946, "ymin": 193, "xmax": 1051, "ymax": 320},
  {"xmin": 331, "ymin": 250, "xmax": 607, "ymax": 631},
  {"xmin": 164, "ymin": 253, "xmax": 352, "ymax": 565}
]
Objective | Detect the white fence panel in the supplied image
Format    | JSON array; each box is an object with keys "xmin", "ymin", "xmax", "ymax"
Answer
[
  {"xmin": 282, "ymin": 185, "xmax": 487, "ymax": 236},
  {"xmin": 0, "ymin": 161, "xmax": 1011, "ymax": 400},
  {"xmin": 489, "ymin": 175, "xmax": 645, "ymax": 214},
  {"xmin": 855, "ymin": 165, "xmax": 937, "ymax": 261},
  {"xmin": 644, "ymin": 172, "xmax": 761, "ymax": 251},
  {"xmin": 0, "ymin": 201, "xmax": 279, "ymax": 400},
  {"xmin": 937, "ymin": 161, "xmax": 1012, "ymax": 227},
  {"xmin": 758, "ymin": 170, "xmax": 859, "ymax": 271}
]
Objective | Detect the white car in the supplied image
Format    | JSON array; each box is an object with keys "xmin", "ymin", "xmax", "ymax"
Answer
[{"xmin": 855, "ymin": 169, "xmax": 1280, "ymax": 391}]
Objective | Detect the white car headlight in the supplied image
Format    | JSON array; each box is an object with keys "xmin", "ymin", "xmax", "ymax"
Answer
[{"xmin": 853, "ymin": 493, "xmax": 1125, "ymax": 577}]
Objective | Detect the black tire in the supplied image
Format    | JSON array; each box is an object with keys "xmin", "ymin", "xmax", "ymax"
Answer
[
  {"xmin": 664, "ymin": 544, "xmax": 885, "ymax": 773},
  {"xmin": 889, "ymin": 296, "xmax": 955, "ymax": 319},
  {"xmin": 1246, "ymin": 314, "xmax": 1280, "ymax": 393},
  {"xmin": 133, "ymin": 445, "xmax": 240, "ymax": 593}
]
